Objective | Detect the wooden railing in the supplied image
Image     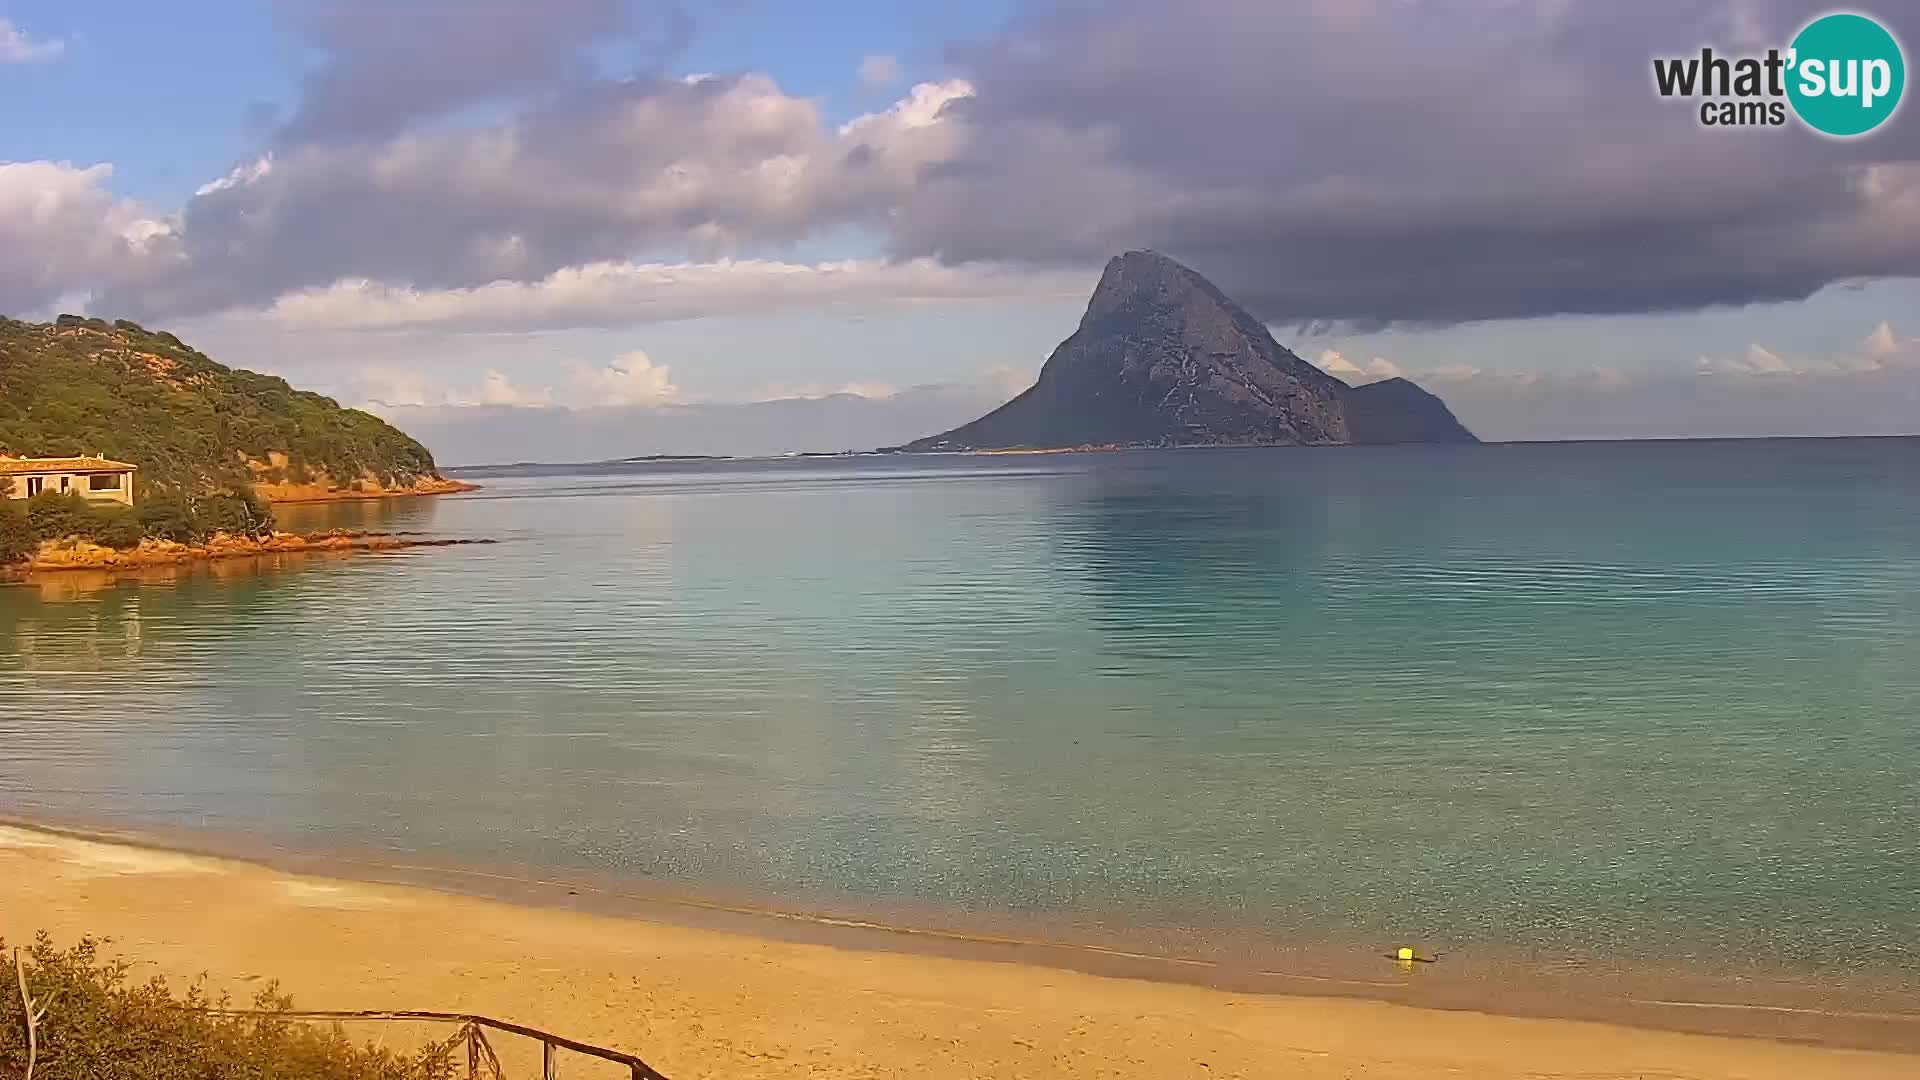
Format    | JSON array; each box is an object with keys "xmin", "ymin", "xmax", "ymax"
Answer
[{"xmin": 199, "ymin": 1009, "xmax": 672, "ymax": 1080}]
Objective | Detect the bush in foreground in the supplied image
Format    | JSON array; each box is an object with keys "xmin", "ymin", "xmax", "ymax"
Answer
[
  {"xmin": 24, "ymin": 492, "xmax": 99, "ymax": 544},
  {"xmin": 0, "ymin": 487, "xmax": 278, "ymax": 563},
  {"xmin": 134, "ymin": 492, "xmax": 198, "ymax": 543},
  {"xmin": 0, "ymin": 499, "xmax": 32, "ymax": 563},
  {"xmin": 1, "ymin": 933, "xmax": 454, "ymax": 1080},
  {"xmin": 87, "ymin": 505, "xmax": 146, "ymax": 550},
  {"xmin": 192, "ymin": 487, "xmax": 276, "ymax": 539}
]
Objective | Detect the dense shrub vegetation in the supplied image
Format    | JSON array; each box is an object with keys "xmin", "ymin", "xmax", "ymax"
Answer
[
  {"xmin": 0, "ymin": 316, "xmax": 441, "ymax": 495},
  {"xmin": 0, "ymin": 500, "xmax": 31, "ymax": 564},
  {"xmin": 0, "ymin": 489, "xmax": 274, "ymax": 562},
  {"xmin": 1, "ymin": 933, "xmax": 453, "ymax": 1080}
]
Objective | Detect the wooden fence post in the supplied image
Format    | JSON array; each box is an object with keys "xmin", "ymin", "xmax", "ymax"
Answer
[{"xmin": 182, "ymin": 1008, "xmax": 669, "ymax": 1079}]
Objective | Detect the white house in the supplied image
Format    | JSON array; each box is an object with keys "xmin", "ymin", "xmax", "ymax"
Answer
[{"xmin": 0, "ymin": 456, "xmax": 138, "ymax": 507}]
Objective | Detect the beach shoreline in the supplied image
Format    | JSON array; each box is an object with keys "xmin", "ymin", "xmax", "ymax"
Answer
[{"xmin": 2, "ymin": 816, "xmax": 1917, "ymax": 1078}]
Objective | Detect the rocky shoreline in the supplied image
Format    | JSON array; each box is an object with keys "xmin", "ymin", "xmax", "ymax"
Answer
[
  {"xmin": 8, "ymin": 529, "xmax": 496, "ymax": 575},
  {"xmin": 253, "ymin": 476, "xmax": 482, "ymax": 504}
]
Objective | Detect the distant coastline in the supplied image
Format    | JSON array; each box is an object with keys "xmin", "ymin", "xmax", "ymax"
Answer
[{"xmin": 448, "ymin": 433, "xmax": 1920, "ymax": 471}]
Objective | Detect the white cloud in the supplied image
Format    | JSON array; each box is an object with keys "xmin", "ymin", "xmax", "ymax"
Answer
[
  {"xmin": 353, "ymin": 365, "xmax": 551, "ymax": 408},
  {"xmin": 1400, "ymin": 322, "xmax": 1920, "ymax": 440},
  {"xmin": 1696, "ymin": 326, "xmax": 1920, "ymax": 377},
  {"xmin": 194, "ymin": 156, "xmax": 275, "ymax": 198},
  {"xmin": 354, "ymin": 366, "xmax": 438, "ymax": 408},
  {"xmin": 858, "ymin": 53, "xmax": 902, "ymax": 90},
  {"xmin": 1312, "ymin": 349, "xmax": 1401, "ymax": 383},
  {"xmin": 1314, "ymin": 349, "xmax": 1362, "ymax": 376},
  {"xmin": 476, "ymin": 369, "xmax": 554, "ymax": 406},
  {"xmin": 747, "ymin": 380, "xmax": 903, "ymax": 401},
  {"xmin": 1422, "ymin": 365, "xmax": 1490, "ymax": 382},
  {"xmin": 840, "ymin": 78, "xmax": 972, "ymax": 135},
  {"xmin": 0, "ymin": 161, "xmax": 172, "ymax": 313},
  {"xmin": 110, "ymin": 75, "xmax": 985, "ymax": 321},
  {"xmin": 257, "ymin": 256, "xmax": 1087, "ymax": 333},
  {"xmin": 355, "ymin": 352, "xmax": 672, "ymax": 410},
  {"xmin": 1362, "ymin": 356, "xmax": 1404, "ymax": 380},
  {"xmin": 1696, "ymin": 344, "xmax": 1789, "ymax": 376},
  {"xmin": 571, "ymin": 350, "xmax": 676, "ymax": 406},
  {"xmin": 1864, "ymin": 321, "xmax": 1899, "ymax": 358},
  {"xmin": 0, "ymin": 19, "xmax": 63, "ymax": 63}
]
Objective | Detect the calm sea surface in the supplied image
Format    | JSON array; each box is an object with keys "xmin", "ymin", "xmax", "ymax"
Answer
[{"xmin": 4, "ymin": 441, "xmax": 1919, "ymax": 988}]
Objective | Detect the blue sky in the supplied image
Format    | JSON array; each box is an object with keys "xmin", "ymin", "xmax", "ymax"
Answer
[
  {"xmin": 4, "ymin": 0, "xmax": 1919, "ymax": 458},
  {"xmin": 2, "ymin": 1, "xmax": 291, "ymax": 203}
]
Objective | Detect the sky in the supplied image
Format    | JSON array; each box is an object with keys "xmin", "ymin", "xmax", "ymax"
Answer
[{"xmin": 3, "ymin": 0, "xmax": 1919, "ymax": 463}]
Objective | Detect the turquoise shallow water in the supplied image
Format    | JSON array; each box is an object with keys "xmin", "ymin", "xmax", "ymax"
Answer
[{"xmin": 3, "ymin": 441, "xmax": 1918, "ymax": 985}]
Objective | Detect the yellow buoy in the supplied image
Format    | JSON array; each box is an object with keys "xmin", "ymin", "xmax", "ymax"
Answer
[{"xmin": 1396, "ymin": 946, "xmax": 1417, "ymax": 961}]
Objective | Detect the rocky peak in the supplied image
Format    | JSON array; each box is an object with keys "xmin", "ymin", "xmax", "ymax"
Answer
[
  {"xmin": 1081, "ymin": 250, "xmax": 1241, "ymax": 334},
  {"xmin": 900, "ymin": 251, "xmax": 1477, "ymax": 451}
]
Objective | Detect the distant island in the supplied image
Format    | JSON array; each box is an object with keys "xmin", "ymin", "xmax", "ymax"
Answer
[
  {"xmin": 620, "ymin": 454, "xmax": 732, "ymax": 462},
  {"xmin": 897, "ymin": 251, "xmax": 1476, "ymax": 451}
]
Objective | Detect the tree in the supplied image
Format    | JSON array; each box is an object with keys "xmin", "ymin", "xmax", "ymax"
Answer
[
  {"xmin": 0, "ymin": 500, "xmax": 32, "ymax": 564},
  {"xmin": 24, "ymin": 492, "xmax": 97, "ymax": 543}
]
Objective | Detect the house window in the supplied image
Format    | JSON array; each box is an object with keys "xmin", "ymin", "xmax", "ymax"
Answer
[
  {"xmin": 26, "ymin": 477, "xmax": 43, "ymax": 496},
  {"xmin": 89, "ymin": 472, "xmax": 122, "ymax": 491},
  {"xmin": 59, "ymin": 476, "xmax": 71, "ymax": 492}
]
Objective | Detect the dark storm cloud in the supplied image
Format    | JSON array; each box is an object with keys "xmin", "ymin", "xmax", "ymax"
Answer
[
  {"xmin": 890, "ymin": 0, "xmax": 1920, "ymax": 326},
  {"xmin": 101, "ymin": 73, "xmax": 970, "ymax": 321},
  {"xmin": 31, "ymin": 0, "xmax": 1920, "ymax": 329},
  {"xmin": 271, "ymin": 0, "xmax": 685, "ymax": 143}
]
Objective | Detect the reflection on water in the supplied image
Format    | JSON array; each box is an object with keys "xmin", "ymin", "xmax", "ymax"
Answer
[
  {"xmin": 3, "ymin": 443, "xmax": 1920, "ymax": 986},
  {"xmin": 10, "ymin": 549, "xmax": 375, "ymax": 602}
]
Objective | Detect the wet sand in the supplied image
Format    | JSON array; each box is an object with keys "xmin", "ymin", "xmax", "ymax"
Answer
[{"xmin": 3, "ymin": 822, "xmax": 1917, "ymax": 1080}]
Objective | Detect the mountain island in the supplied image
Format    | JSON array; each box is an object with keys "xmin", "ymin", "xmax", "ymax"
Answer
[{"xmin": 902, "ymin": 251, "xmax": 1475, "ymax": 451}]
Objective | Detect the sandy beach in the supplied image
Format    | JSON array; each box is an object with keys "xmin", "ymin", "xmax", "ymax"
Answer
[{"xmin": 2, "ymin": 823, "xmax": 1916, "ymax": 1080}]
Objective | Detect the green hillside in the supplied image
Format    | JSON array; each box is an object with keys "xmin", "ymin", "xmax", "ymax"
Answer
[{"xmin": 0, "ymin": 315, "xmax": 442, "ymax": 495}]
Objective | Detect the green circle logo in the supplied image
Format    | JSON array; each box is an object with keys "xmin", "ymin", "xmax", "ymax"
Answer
[{"xmin": 1787, "ymin": 12, "xmax": 1906, "ymax": 137}]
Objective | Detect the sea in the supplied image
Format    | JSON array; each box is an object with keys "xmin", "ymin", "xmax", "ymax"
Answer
[{"xmin": 4, "ymin": 439, "xmax": 1918, "ymax": 1026}]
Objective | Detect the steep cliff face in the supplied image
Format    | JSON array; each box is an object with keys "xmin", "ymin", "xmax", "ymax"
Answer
[{"xmin": 904, "ymin": 251, "xmax": 1476, "ymax": 450}]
